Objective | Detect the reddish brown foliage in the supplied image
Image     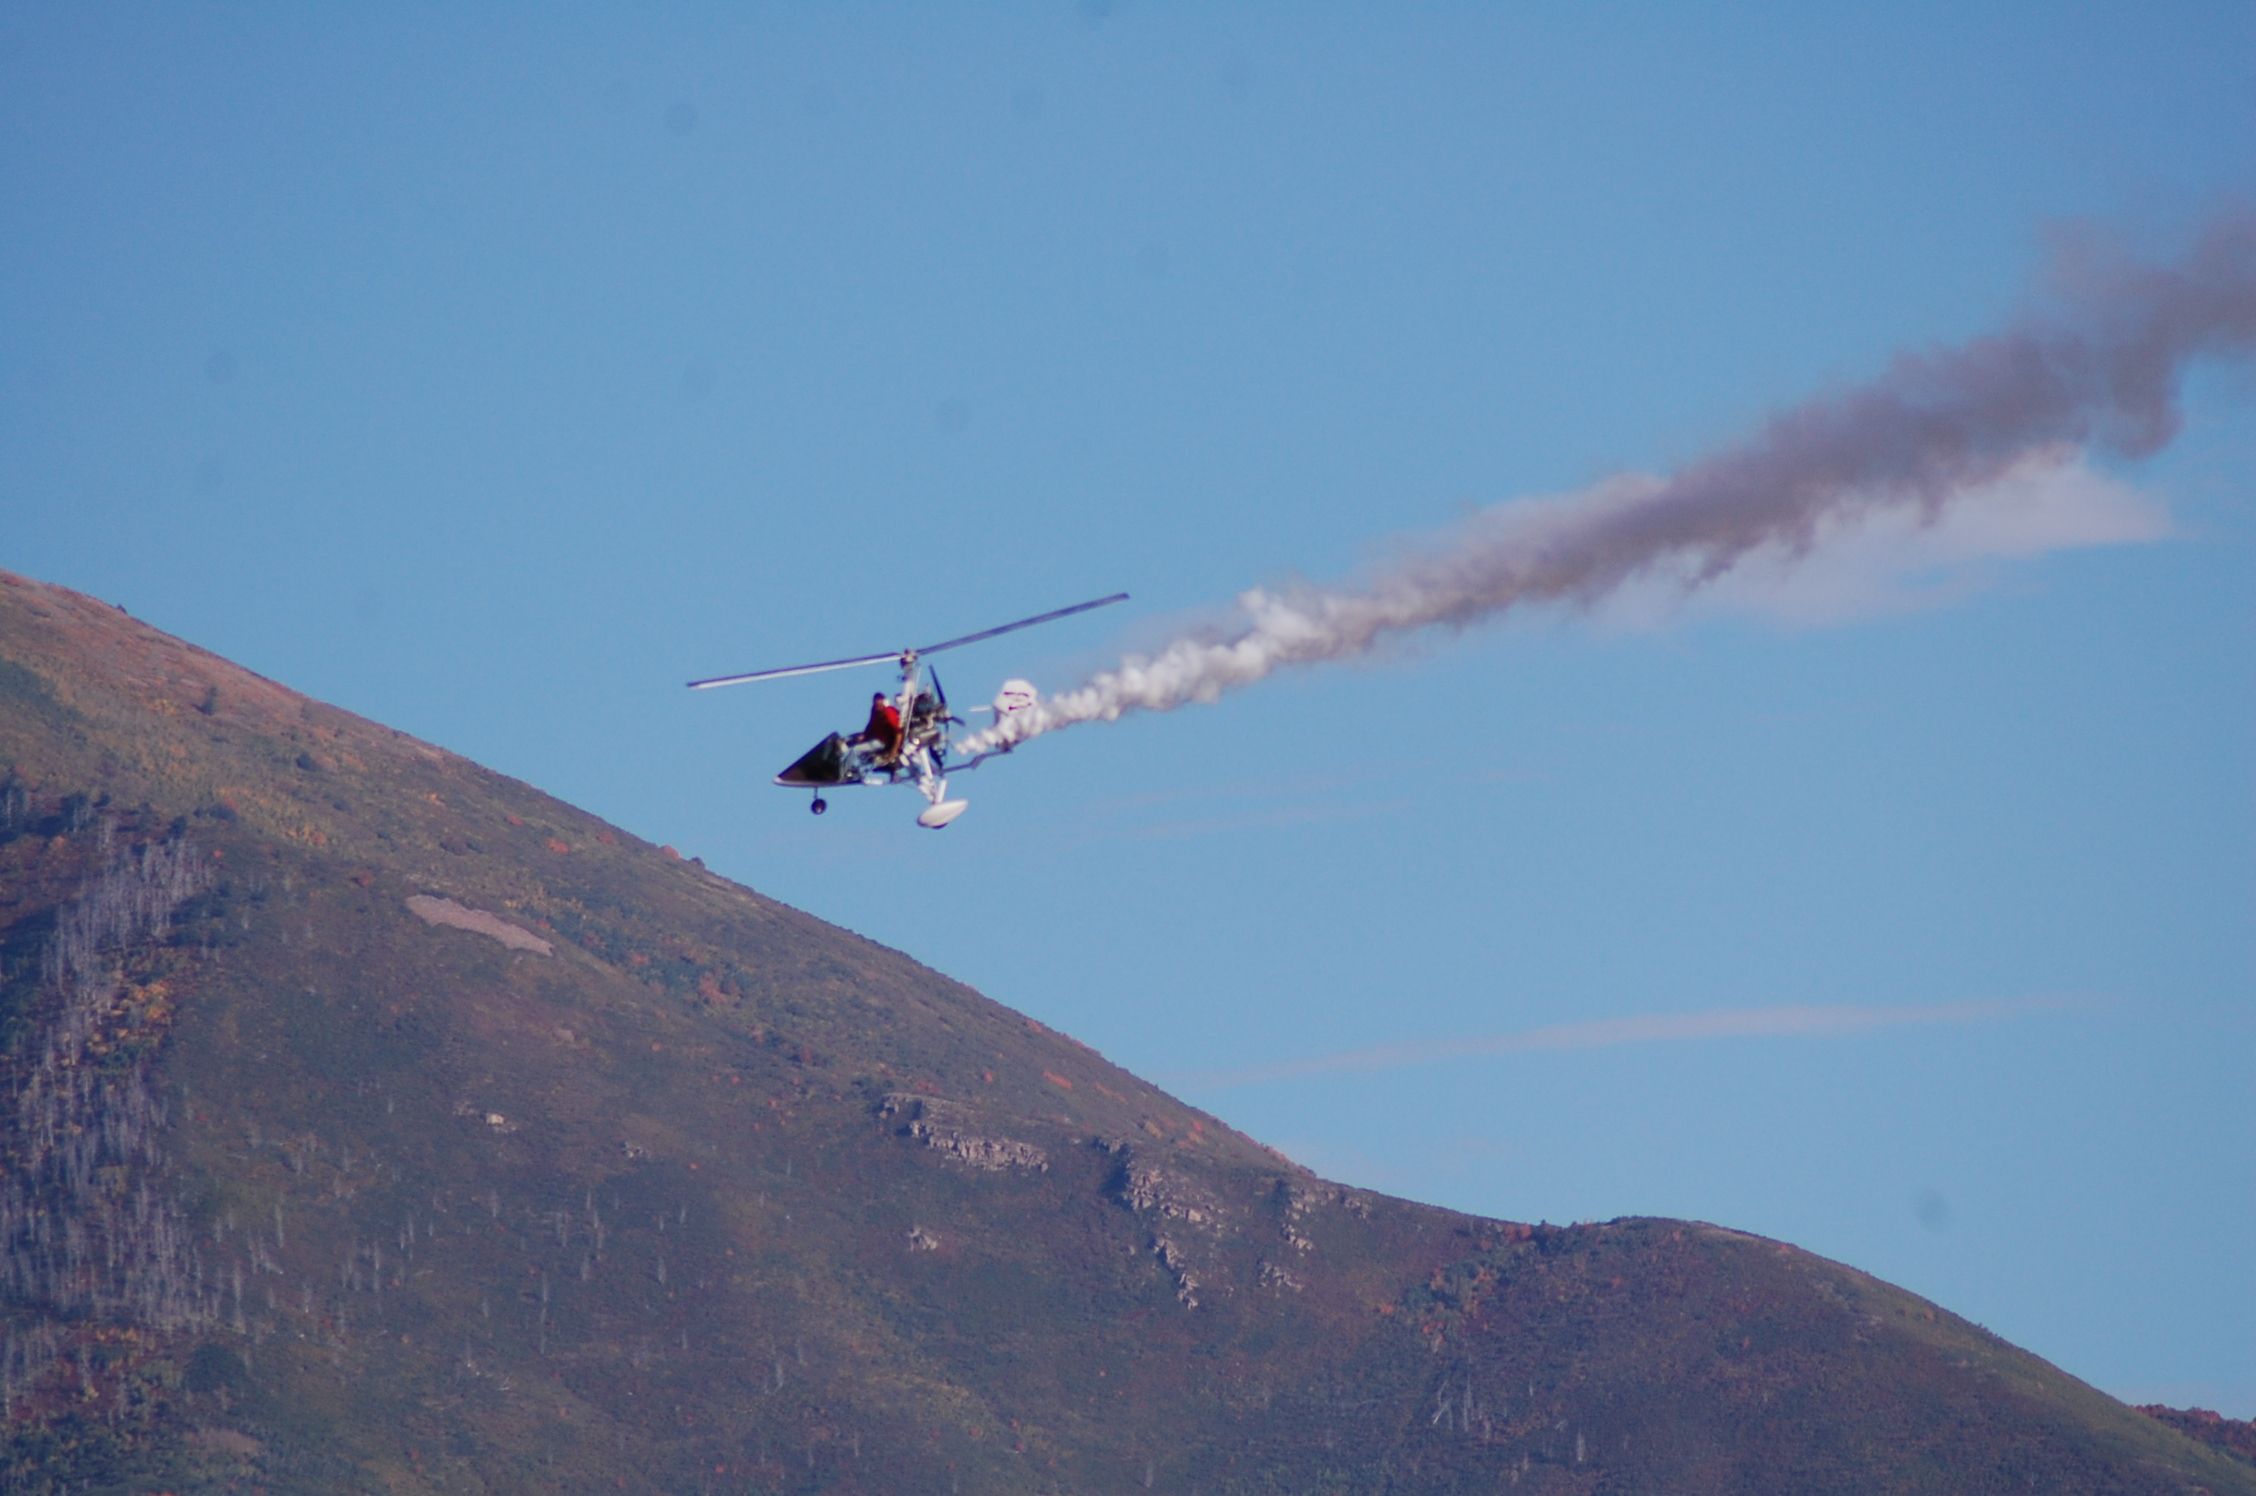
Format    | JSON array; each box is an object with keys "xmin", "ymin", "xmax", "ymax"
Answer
[{"xmin": 2140, "ymin": 1406, "xmax": 2256, "ymax": 1466}]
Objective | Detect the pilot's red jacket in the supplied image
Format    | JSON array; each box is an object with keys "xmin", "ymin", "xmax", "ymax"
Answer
[{"xmin": 861, "ymin": 699, "xmax": 902, "ymax": 751}]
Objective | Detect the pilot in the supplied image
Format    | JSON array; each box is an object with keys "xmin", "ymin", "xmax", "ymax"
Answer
[{"xmin": 852, "ymin": 691, "xmax": 902, "ymax": 759}]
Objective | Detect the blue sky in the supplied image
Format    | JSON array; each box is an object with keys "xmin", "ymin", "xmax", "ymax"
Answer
[{"xmin": 5, "ymin": 4, "xmax": 2251, "ymax": 1414}]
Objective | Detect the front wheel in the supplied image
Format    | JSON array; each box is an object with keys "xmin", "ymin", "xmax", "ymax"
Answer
[{"xmin": 810, "ymin": 797, "xmax": 828, "ymax": 816}]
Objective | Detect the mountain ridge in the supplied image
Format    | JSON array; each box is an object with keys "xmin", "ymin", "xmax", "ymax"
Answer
[{"xmin": 2, "ymin": 566, "xmax": 2246, "ymax": 1493}]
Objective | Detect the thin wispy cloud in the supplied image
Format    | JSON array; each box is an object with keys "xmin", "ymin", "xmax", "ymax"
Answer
[{"xmin": 1180, "ymin": 993, "xmax": 2098, "ymax": 1090}]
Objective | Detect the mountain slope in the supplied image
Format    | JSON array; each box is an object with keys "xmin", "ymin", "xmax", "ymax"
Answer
[{"xmin": 2, "ymin": 568, "xmax": 2246, "ymax": 1494}]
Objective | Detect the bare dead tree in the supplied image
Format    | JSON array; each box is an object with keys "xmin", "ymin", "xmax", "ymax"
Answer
[{"xmin": 4, "ymin": 834, "xmax": 216, "ymax": 1332}]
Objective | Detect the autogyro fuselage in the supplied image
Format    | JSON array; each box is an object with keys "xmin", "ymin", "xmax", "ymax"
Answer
[{"xmin": 686, "ymin": 593, "xmax": 1124, "ymax": 829}]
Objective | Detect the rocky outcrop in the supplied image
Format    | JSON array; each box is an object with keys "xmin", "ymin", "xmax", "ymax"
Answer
[
  {"xmin": 876, "ymin": 1093, "xmax": 1049, "ymax": 1172},
  {"xmin": 1106, "ymin": 1143, "xmax": 1222, "ymax": 1228}
]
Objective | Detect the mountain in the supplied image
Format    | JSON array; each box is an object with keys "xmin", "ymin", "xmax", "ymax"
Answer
[
  {"xmin": 2140, "ymin": 1408, "xmax": 2256, "ymax": 1471},
  {"xmin": 2, "ymin": 567, "xmax": 2247, "ymax": 1494}
]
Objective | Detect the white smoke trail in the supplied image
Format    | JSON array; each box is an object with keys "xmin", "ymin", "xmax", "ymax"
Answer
[{"xmin": 964, "ymin": 215, "xmax": 2256, "ymax": 753}]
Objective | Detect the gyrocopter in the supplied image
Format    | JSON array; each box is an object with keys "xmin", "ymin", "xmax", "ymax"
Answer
[{"xmin": 686, "ymin": 593, "xmax": 1125, "ymax": 829}]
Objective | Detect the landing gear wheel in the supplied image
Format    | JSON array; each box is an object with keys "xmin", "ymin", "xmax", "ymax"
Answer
[{"xmin": 809, "ymin": 797, "xmax": 827, "ymax": 816}]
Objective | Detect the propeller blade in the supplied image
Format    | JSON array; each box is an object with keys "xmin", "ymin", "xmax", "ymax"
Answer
[
  {"xmin": 686, "ymin": 651, "xmax": 900, "ymax": 690},
  {"xmin": 916, "ymin": 592, "xmax": 1129, "ymax": 657}
]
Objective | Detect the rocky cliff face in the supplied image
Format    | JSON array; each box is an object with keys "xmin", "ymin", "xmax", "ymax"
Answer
[{"xmin": 2, "ymin": 568, "xmax": 2247, "ymax": 1493}]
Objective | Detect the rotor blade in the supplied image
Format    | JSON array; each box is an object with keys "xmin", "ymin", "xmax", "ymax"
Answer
[
  {"xmin": 687, "ymin": 592, "xmax": 1127, "ymax": 690},
  {"xmin": 916, "ymin": 593, "xmax": 1129, "ymax": 658},
  {"xmin": 686, "ymin": 651, "xmax": 899, "ymax": 690}
]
